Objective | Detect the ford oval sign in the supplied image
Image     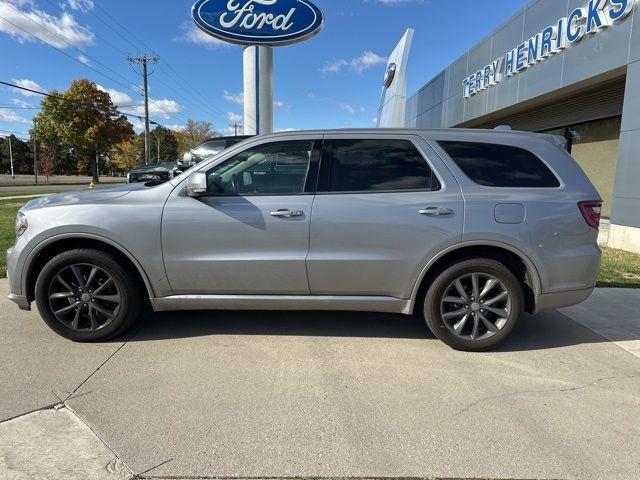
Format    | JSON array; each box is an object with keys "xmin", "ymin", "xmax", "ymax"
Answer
[{"xmin": 192, "ymin": 0, "xmax": 324, "ymax": 47}]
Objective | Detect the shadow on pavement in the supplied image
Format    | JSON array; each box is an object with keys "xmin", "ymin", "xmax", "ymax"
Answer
[{"xmin": 116, "ymin": 307, "xmax": 618, "ymax": 352}]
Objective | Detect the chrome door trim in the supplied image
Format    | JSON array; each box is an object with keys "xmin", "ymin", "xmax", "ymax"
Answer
[{"xmin": 150, "ymin": 295, "xmax": 412, "ymax": 314}]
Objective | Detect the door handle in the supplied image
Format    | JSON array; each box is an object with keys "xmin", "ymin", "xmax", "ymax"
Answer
[
  {"xmin": 270, "ymin": 209, "xmax": 304, "ymax": 218},
  {"xmin": 419, "ymin": 207, "xmax": 454, "ymax": 217}
]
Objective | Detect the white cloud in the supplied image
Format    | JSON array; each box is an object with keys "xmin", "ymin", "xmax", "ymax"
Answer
[
  {"xmin": 12, "ymin": 79, "xmax": 45, "ymax": 97},
  {"xmin": 0, "ymin": 0, "xmax": 94, "ymax": 48},
  {"xmin": 338, "ymin": 103, "xmax": 365, "ymax": 115},
  {"xmin": 321, "ymin": 50, "xmax": 387, "ymax": 74},
  {"xmin": 223, "ymin": 90, "xmax": 244, "ymax": 105},
  {"xmin": 226, "ymin": 112, "xmax": 243, "ymax": 124},
  {"xmin": 320, "ymin": 60, "xmax": 348, "ymax": 74},
  {"xmin": 66, "ymin": 0, "xmax": 94, "ymax": 11},
  {"xmin": 175, "ymin": 21, "xmax": 232, "ymax": 49},
  {"xmin": 0, "ymin": 109, "xmax": 30, "ymax": 124},
  {"xmin": 97, "ymin": 85, "xmax": 132, "ymax": 105},
  {"xmin": 164, "ymin": 124, "xmax": 185, "ymax": 132},
  {"xmin": 372, "ymin": 117, "xmax": 378, "ymax": 125},
  {"xmin": 275, "ymin": 128, "xmax": 299, "ymax": 132},
  {"xmin": 77, "ymin": 53, "xmax": 89, "ymax": 64},
  {"xmin": 11, "ymin": 98, "xmax": 32, "ymax": 108},
  {"xmin": 224, "ymin": 92, "xmax": 288, "ymax": 109},
  {"xmin": 96, "ymin": 85, "xmax": 184, "ymax": 120}
]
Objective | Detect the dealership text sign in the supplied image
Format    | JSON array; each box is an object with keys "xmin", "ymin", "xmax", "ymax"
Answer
[
  {"xmin": 192, "ymin": 0, "xmax": 324, "ymax": 46},
  {"xmin": 463, "ymin": 0, "xmax": 635, "ymax": 99}
]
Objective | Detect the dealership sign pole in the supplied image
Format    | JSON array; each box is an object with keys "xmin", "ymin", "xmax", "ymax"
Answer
[{"xmin": 192, "ymin": 0, "xmax": 324, "ymax": 135}]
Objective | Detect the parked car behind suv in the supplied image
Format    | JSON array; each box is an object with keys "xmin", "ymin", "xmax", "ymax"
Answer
[
  {"xmin": 7, "ymin": 129, "xmax": 602, "ymax": 351},
  {"xmin": 127, "ymin": 135, "xmax": 251, "ymax": 184}
]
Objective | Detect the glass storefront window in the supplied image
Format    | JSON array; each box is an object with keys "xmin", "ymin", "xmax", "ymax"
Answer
[
  {"xmin": 568, "ymin": 117, "xmax": 621, "ymax": 218},
  {"xmin": 541, "ymin": 116, "xmax": 621, "ymax": 218}
]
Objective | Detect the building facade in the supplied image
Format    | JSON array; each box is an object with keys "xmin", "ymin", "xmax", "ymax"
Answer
[{"xmin": 392, "ymin": 0, "xmax": 640, "ymax": 251}]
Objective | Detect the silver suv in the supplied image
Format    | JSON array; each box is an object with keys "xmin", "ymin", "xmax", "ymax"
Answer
[{"xmin": 6, "ymin": 129, "xmax": 602, "ymax": 351}]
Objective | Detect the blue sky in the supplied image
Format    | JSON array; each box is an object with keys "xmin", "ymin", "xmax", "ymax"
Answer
[{"xmin": 0, "ymin": 0, "xmax": 528, "ymax": 139}]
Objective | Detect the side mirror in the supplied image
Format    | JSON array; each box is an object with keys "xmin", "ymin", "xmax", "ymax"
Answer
[{"xmin": 185, "ymin": 171, "xmax": 207, "ymax": 197}]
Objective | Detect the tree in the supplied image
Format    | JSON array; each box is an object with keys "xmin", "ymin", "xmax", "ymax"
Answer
[
  {"xmin": 137, "ymin": 126, "xmax": 180, "ymax": 163},
  {"xmin": 34, "ymin": 79, "xmax": 135, "ymax": 182},
  {"xmin": 176, "ymin": 119, "xmax": 215, "ymax": 155},
  {"xmin": 0, "ymin": 136, "xmax": 33, "ymax": 174},
  {"xmin": 111, "ymin": 138, "xmax": 141, "ymax": 172},
  {"xmin": 38, "ymin": 144, "xmax": 57, "ymax": 182}
]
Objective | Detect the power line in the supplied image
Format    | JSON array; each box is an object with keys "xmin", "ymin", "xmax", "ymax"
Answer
[
  {"xmin": 0, "ymin": 128, "xmax": 29, "ymax": 136},
  {"xmin": 92, "ymin": 2, "xmax": 157, "ymax": 55},
  {"xmin": 66, "ymin": 1, "xmax": 249, "ymax": 130},
  {"xmin": 39, "ymin": 0, "xmax": 130, "ymax": 57},
  {"xmin": 0, "ymin": 2, "xmax": 187, "ymax": 124},
  {"xmin": 0, "ymin": 2, "xmax": 135, "ymax": 93},
  {"xmin": 0, "ymin": 80, "xmax": 184, "ymax": 136},
  {"xmin": 0, "ymin": 105, "xmax": 41, "ymax": 109}
]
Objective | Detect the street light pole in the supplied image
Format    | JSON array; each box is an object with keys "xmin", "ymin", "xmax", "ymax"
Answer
[
  {"xmin": 7, "ymin": 135, "xmax": 14, "ymax": 179},
  {"xmin": 33, "ymin": 118, "xmax": 38, "ymax": 185}
]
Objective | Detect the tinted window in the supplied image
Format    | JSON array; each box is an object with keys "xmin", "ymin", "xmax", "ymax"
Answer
[
  {"xmin": 206, "ymin": 141, "xmax": 313, "ymax": 195},
  {"xmin": 326, "ymin": 139, "xmax": 440, "ymax": 192},
  {"xmin": 439, "ymin": 141, "xmax": 560, "ymax": 188}
]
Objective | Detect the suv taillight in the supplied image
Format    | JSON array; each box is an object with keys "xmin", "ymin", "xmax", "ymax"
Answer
[{"xmin": 578, "ymin": 201, "xmax": 602, "ymax": 229}]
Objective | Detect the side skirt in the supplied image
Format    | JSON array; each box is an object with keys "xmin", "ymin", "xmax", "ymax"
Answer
[{"xmin": 150, "ymin": 295, "xmax": 413, "ymax": 315}]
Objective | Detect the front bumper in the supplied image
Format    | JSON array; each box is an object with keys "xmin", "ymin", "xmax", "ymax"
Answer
[
  {"xmin": 7, "ymin": 292, "xmax": 30, "ymax": 311},
  {"xmin": 6, "ymin": 242, "xmax": 30, "ymax": 311}
]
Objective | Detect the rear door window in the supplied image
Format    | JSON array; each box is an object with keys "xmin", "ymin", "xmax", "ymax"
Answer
[
  {"xmin": 438, "ymin": 141, "xmax": 560, "ymax": 188},
  {"xmin": 321, "ymin": 139, "xmax": 440, "ymax": 193}
]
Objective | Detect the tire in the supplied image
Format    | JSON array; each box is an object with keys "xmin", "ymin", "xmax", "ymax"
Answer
[
  {"xmin": 35, "ymin": 249, "xmax": 143, "ymax": 342},
  {"xmin": 423, "ymin": 258, "xmax": 523, "ymax": 352}
]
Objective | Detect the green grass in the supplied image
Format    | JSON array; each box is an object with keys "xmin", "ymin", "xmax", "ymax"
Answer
[
  {"xmin": 0, "ymin": 200, "xmax": 639, "ymax": 288},
  {"xmin": 597, "ymin": 247, "xmax": 640, "ymax": 288}
]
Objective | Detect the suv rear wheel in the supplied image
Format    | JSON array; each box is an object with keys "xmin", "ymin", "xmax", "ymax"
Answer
[
  {"xmin": 35, "ymin": 249, "xmax": 143, "ymax": 342},
  {"xmin": 424, "ymin": 259, "xmax": 523, "ymax": 351}
]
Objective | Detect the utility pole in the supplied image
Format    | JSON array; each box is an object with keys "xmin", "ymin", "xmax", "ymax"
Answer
[
  {"xmin": 33, "ymin": 117, "xmax": 38, "ymax": 185},
  {"xmin": 230, "ymin": 123, "xmax": 242, "ymax": 136},
  {"xmin": 7, "ymin": 135, "xmax": 14, "ymax": 179},
  {"xmin": 128, "ymin": 54, "xmax": 159, "ymax": 165}
]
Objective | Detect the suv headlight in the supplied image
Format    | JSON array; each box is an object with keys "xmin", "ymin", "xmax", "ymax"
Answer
[{"xmin": 16, "ymin": 212, "xmax": 28, "ymax": 237}]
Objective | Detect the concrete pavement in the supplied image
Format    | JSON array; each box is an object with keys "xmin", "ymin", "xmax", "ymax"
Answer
[{"xmin": 1, "ymin": 278, "xmax": 639, "ymax": 479}]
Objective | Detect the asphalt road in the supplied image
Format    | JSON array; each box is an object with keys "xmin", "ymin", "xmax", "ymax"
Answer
[{"xmin": 1, "ymin": 279, "xmax": 639, "ymax": 480}]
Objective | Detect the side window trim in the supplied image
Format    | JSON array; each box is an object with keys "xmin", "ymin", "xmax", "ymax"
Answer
[
  {"xmin": 317, "ymin": 136, "xmax": 442, "ymax": 195},
  {"xmin": 198, "ymin": 138, "xmax": 322, "ymax": 198},
  {"xmin": 433, "ymin": 139, "xmax": 562, "ymax": 189}
]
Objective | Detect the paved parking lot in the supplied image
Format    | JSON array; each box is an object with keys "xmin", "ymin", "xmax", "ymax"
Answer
[{"xmin": 1, "ymin": 279, "xmax": 639, "ymax": 480}]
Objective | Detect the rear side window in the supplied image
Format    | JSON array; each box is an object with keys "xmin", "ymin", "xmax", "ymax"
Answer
[
  {"xmin": 324, "ymin": 139, "xmax": 440, "ymax": 193},
  {"xmin": 438, "ymin": 141, "xmax": 560, "ymax": 188}
]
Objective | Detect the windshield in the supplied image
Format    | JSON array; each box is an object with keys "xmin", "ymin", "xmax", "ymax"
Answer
[{"xmin": 191, "ymin": 139, "xmax": 227, "ymax": 159}]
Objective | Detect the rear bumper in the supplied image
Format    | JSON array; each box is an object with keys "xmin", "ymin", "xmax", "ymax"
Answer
[
  {"xmin": 7, "ymin": 292, "xmax": 31, "ymax": 311},
  {"xmin": 534, "ymin": 287, "xmax": 594, "ymax": 313}
]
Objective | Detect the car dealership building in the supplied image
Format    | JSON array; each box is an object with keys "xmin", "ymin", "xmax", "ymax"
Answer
[{"xmin": 382, "ymin": 0, "xmax": 640, "ymax": 252}]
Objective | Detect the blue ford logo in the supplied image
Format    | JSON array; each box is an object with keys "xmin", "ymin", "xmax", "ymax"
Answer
[{"xmin": 192, "ymin": 0, "xmax": 324, "ymax": 46}]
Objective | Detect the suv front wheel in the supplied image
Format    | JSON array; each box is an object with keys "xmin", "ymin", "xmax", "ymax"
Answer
[
  {"xmin": 35, "ymin": 249, "xmax": 142, "ymax": 342},
  {"xmin": 424, "ymin": 259, "xmax": 524, "ymax": 351}
]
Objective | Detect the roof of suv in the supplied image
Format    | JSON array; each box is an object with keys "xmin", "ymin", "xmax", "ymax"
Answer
[{"xmin": 249, "ymin": 128, "xmax": 552, "ymax": 142}]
